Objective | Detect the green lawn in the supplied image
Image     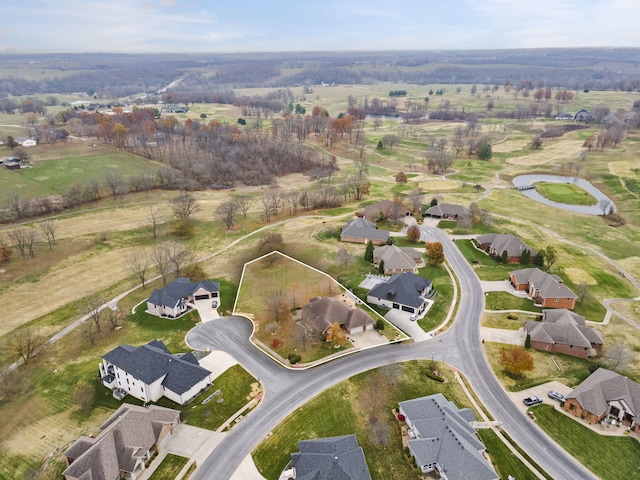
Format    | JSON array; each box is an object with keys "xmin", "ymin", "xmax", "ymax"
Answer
[
  {"xmin": 418, "ymin": 263, "xmax": 454, "ymax": 332},
  {"xmin": 535, "ymin": 182, "xmax": 598, "ymax": 206},
  {"xmin": 485, "ymin": 292, "xmax": 542, "ymax": 313},
  {"xmin": 477, "ymin": 429, "xmax": 539, "ymax": 480},
  {"xmin": 533, "ymin": 404, "xmax": 640, "ymax": 480},
  {"xmin": 455, "ymin": 239, "xmax": 533, "ymax": 281},
  {"xmin": 150, "ymin": 454, "xmax": 189, "ymax": 480}
]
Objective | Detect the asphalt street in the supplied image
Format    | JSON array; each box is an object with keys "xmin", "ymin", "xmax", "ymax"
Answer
[{"xmin": 189, "ymin": 227, "xmax": 597, "ymax": 480}]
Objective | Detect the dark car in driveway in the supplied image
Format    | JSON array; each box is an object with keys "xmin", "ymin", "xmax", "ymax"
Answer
[{"xmin": 523, "ymin": 395, "xmax": 543, "ymax": 406}]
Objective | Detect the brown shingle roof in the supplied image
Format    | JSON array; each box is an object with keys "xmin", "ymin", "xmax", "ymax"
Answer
[
  {"xmin": 525, "ymin": 309, "xmax": 603, "ymax": 348},
  {"xmin": 301, "ymin": 297, "xmax": 374, "ymax": 333},
  {"xmin": 567, "ymin": 368, "xmax": 640, "ymax": 418},
  {"xmin": 510, "ymin": 268, "xmax": 577, "ymax": 300},
  {"xmin": 373, "ymin": 245, "xmax": 421, "ymax": 272}
]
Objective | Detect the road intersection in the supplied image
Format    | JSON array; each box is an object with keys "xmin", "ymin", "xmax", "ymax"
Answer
[{"xmin": 188, "ymin": 227, "xmax": 596, "ymax": 480}]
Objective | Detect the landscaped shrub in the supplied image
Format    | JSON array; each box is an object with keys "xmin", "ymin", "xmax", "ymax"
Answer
[
  {"xmin": 425, "ymin": 370, "xmax": 445, "ymax": 382},
  {"xmin": 507, "ymin": 313, "xmax": 519, "ymax": 320},
  {"xmin": 375, "ymin": 319, "xmax": 385, "ymax": 330},
  {"xmin": 288, "ymin": 353, "xmax": 301, "ymax": 364}
]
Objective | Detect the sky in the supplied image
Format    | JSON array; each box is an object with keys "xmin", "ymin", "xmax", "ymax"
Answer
[{"xmin": 1, "ymin": 0, "xmax": 639, "ymax": 53}]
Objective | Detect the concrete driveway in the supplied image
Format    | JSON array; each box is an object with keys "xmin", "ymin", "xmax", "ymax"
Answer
[
  {"xmin": 480, "ymin": 326, "xmax": 525, "ymax": 346},
  {"xmin": 384, "ymin": 308, "xmax": 432, "ymax": 342},
  {"xmin": 166, "ymin": 424, "xmax": 225, "ymax": 466},
  {"xmin": 198, "ymin": 351, "xmax": 239, "ymax": 378},
  {"xmin": 506, "ymin": 380, "xmax": 573, "ymax": 414},
  {"xmin": 194, "ymin": 298, "xmax": 219, "ymax": 322}
]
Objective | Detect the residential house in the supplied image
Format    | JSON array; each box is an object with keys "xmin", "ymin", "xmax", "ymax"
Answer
[
  {"xmin": 100, "ymin": 339, "xmax": 214, "ymax": 405},
  {"xmin": 367, "ymin": 272, "xmax": 433, "ymax": 314},
  {"xmin": 62, "ymin": 403, "xmax": 180, "ymax": 480},
  {"xmin": 525, "ymin": 309, "xmax": 604, "ymax": 359},
  {"xmin": 398, "ymin": 393, "xmax": 498, "ymax": 480},
  {"xmin": 285, "ymin": 434, "xmax": 372, "ymax": 480},
  {"xmin": 555, "ymin": 112, "xmax": 574, "ymax": 120},
  {"xmin": 423, "ymin": 203, "xmax": 471, "ymax": 220},
  {"xmin": 15, "ymin": 137, "xmax": 36, "ymax": 147},
  {"xmin": 563, "ymin": 368, "xmax": 640, "ymax": 431},
  {"xmin": 509, "ymin": 267, "xmax": 577, "ymax": 309},
  {"xmin": 161, "ymin": 104, "xmax": 189, "ymax": 113},
  {"xmin": 147, "ymin": 277, "xmax": 220, "ymax": 318},
  {"xmin": 340, "ymin": 217, "xmax": 390, "ymax": 245},
  {"xmin": 361, "ymin": 199, "xmax": 410, "ymax": 222},
  {"xmin": 373, "ymin": 245, "xmax": 424, "ymax": 274},
  {"xmin": 301, "ymin": 297, "xmax": 375, "ymax": 335},
  {"xmin": 476, "ymin": 233, "xmax": 536, "ymax": 264},
  {"xmin": 574, "ymin": 109, "xmax": 592, "ymax": 122}
]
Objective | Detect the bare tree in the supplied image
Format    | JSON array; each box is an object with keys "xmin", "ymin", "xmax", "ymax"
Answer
[
  {"xmin": 6, "ymin": 192, "xmax": 29, "ymax": 219},
  {"xmin": 265, "ymin": 288, "xmax": 290, "ymax": 324},
  {"xmin": 216, "ymin": 201, "xmax": 238, "ymax": 230},
  {"xmin": 8, "ymin": 228, "xmax": 35, "ymax": 259},
  {"xmin": 105, "ymin": 308, "xmax": 126, "ymax": 330},
  {"xmin": 166, "ymin": 242, "xmax": 190, "ymax": 276},
  {"xmin": 408, "ymin": 189, "xmax": 423, "ymax": 215},
  {"xmin": 170, "ymin": 191, "xmax": 200, "ymax": 224},
  {"xmin": 151, "ymin": 244, "xmax": 171, "ymax": 284},
  {"xmin": 104, "ymin": 170, "xmax": 127, "ymax": 199},
  {"xmin": 127, "ymin": 252, "xmax": 150, "ymax": 288},
  {"xmin": 603, "ymin": 343, "xmax": 634, "ymax": 372},
  {"xmin": 358, "ymin": 372, "xmax": 390, "ymax": 420},
  {"xmin": 84, "ymin": 294, "xmax": 105, "ymax": 332},
  {"xmin": 8, "ymin": 329, "xmax": 42, "ymax": 364},
  {"xmin": 233, "ymin": 195, "xmax": 255, "ymax": 219},
  {"xmin": 0, "ymin": 235, "xmax": 13, "ymax": 262},
  {"xmin": 388, "ymin": 195, "xmax": 407, "ymax": 226},
  {"xmin": 147, "ymin": 206, "xmax": 163, "ymax": 239},
  {"xmin": 336, "ymin": 247, "xmax": 355, "ymax": 268},
  {"xmin": 39, "ymin": 220, "xmax": 56, "ymax": 250}
]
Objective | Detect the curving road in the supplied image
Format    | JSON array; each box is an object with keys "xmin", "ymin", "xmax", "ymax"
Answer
[{"xmin": 189, "ymin": 228, "xmax": 596, "ymax": 480}]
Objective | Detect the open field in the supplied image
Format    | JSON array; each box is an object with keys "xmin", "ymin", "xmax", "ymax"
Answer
[{"xmin": 534, "ymin": 182, "xmax": 598, "ymax": 206}]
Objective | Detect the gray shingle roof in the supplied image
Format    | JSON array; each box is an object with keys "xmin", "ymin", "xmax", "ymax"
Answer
[
  {"xmin": 290, "ymin": 434, "xmax": 372, "ymax": 480},
  {"xmin": 373, "ymin": 245, "xmax": 421, "ymax": 272},
  {"xmin": 147, "ymin": 277, "xmax": 220, "ymax": 309},
  {"xmin": 477, "ymin": 233, "xmax": 536, "ymax": 258},
  {"xmin": 340, "ymin": 217, "xmax": 390, "ymax": 242},
  {"xmin": 301, "ymin": 297, "xmax": 374, "ymax": 333},
  {"xmin": 424, "ymin": 203, "xmax": 471, "ymax": 218},
  {"xmin": 63, "ymin": 404, "xmax": 180, "ymax": 480},
  {"xmin": 368, "ymin": 273, "xmax": 431, "ymax": 308},
  {"xmin": 399, "ymin": 394, "xmax": 497, "ymax": 480},
  {"xmin": 361, "ymin": 200, "xmax": 409, "ymax": 220},
  {"xmin": 510, "ymin": 268, "xmax": 577, "ymax": 299},
  {"xmin": 567, "ymin": 368, "xmax": 640, "ymax": 418},
  {"xmin": 103, "ymin": 340, "xmax": 211, "ymax": 395},
  {"xmin": 526, "ymin": 309, "xmax": 603, "ymax": 348}
]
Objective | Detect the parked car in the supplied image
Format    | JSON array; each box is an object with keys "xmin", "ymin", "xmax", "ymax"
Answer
[
  {"xmin": 523, "ymin": 395, "xmax": 542, "ymax": 406},
  {"xmin": 212, "ymin": 300, "xmax": 218, "ymax": 308},
  {"xmin": 548, "ymin": 391, "xmax": 565, "ymax": 402},
  {"xmin": 409, "ymin": 313, "xmax": 419, "ymax": 321}
]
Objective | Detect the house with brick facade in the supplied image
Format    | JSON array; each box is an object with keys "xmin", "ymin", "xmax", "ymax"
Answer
[
  {"xmin": 373, "ymin": 245, "xmax": 423, "ymax": 274},
  {"xmin": 509, "ymin": 267, "xmax": 577, "ymax": 309},
  {"xmin": 63, "ymin": 404, "xmax": 180, "ymax": 480},
  {"xmin": 525, "ymin": 309, "xmax": 603, "ymax": 359},
  {"xmin": 563, "ymin": 368, "xmax": 640, "ymax": 432},
  {"xmin": 476, "ymin": 233, "xmax": 536, "ymax": 264},
  {"xmin": 300, "ymin": 297, "xmax": 375, "ymax": 336}
]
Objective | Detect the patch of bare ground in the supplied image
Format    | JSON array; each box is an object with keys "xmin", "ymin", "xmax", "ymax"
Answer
[
  {"xmin": 492, "ymin": 138, "xmax": 529, "ymax": 153},
  {"xmin": 0, "ymin": 246, "xmax": 143, "ymax": 337},
  {"xmin": 506, "ymin": 137, "xmax": 583, "ymax": 166}
]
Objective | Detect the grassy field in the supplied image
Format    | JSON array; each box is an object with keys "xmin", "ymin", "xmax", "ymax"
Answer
[
  {"xmin": 534, "ymin": 182, "xmax": 598, "ymax": 206},
  {"xmin": 477, "ymin": 429, "xmax": 539, "ymax": 480},
  {"xmin": 533, "ymin": 404, "xmax": 640, "ymax": 480},
  {"xmin": 483, "ymin": 342, "xmax": 594, "ymax": 391},
  {"xmin": 252, "ymin": 361, "xmax": 492, "ymax": 480}
]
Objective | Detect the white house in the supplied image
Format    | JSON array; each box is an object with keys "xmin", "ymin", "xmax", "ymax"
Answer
[
  {"xmin": 100, "ymin": 340, "xmax": 213, "ymax": 405},
  {"xmin": 367, "ymin": 272, "xmax": 433, "ymax": 314},
  {"xmin": 147, "ymin": 277, "xmax": 220, "ymax": 318}
]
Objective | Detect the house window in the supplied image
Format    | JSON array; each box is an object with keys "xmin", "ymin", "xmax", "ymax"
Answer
[
  {"xmin": 555, "ymin": 298, "xmax": 559, "ymax": 302},
  {"xmin": 569, "ymin": 404, "xmax": 576, "ymax": 411}
]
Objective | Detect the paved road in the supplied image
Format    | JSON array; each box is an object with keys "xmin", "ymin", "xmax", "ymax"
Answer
[{"xmin": 189, "ymin": 227, "xmax": 596, "ymax": 480}]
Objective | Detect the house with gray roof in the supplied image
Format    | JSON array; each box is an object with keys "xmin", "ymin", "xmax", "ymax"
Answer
[
  {"xmin": 423, "ymin": 203, "xmax": 471, "ymax": 220},
  {"xmin": 525, "ymin": 309, "xmax": 603, "ymax": 359},
  {"xmin": 100, "ymin": 339, "xmax": 213, "ymax": 405},
  {"xmin": 147, "ymin": 277, "xmax": 220, "ymax": 318},
  {"xmin": 476, "ymin": 233, "xmax": 536, "ymax": 264},
  {"xmin": 564, "ymin": 368, "xmax": 640, "ymax": 432},
  {"xmin": 285, "ymin": 434, "xmax": 372, "ymax": 480},
  {"xmin": 398, "ymin": 393, "xmax": 498, "ymax": 480},
  {"xmin": 373, "ymin": 245, "xmax": 424, "ymax": 274},
  {"xmin": 63, "ymin": 403, "xmax": 180, "ymax": 480},
  {"xmin": 367, "ymin": 272, "xmax": 433, "ymax": 315},
  {"xmin": 509, "ymin": 267, "xmax": 577, "ymax": 309},
  {"xmin": 301, "ymin": 297, "xmax": 375, "ymax": 335},
  {"xmin": 340, "ymin": 217, "xmax": 390, "ymax": 245}
]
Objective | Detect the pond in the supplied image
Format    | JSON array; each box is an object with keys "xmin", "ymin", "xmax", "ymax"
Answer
[{"xmin": 512, "ymin": 174, "xmax": 616, "ymax": 215}]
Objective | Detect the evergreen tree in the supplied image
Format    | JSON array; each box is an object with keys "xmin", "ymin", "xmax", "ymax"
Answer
[
  {"xmin": 525, "ymin": 334, "xmax": 531, "ymax": 349},
  {"xmin": 501, "ymin": 250, "xmax": 509, "ymax": 264},
  {"xmin": 378, "ymin": 259, "xmax": 385, "ymax": 274},
  {"xmin": 365, "ymin": 241, "xmax": 374, "ymax": 263},
  {"xmin": 520, "ymin": 249, "xmax": 531, "ymax": 265}
]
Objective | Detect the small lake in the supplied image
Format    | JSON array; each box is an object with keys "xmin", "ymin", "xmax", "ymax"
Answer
[{"xmin": 512, "ymin": 174, "xmax": 616, "ymax": 215}]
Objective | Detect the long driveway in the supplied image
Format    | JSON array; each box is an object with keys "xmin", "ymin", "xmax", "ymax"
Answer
[{"xmin": 189, "ymin": 228, "xmax": 596, "ymax": 480}]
